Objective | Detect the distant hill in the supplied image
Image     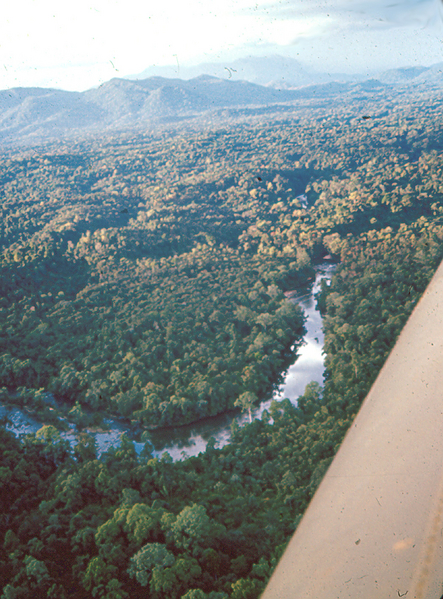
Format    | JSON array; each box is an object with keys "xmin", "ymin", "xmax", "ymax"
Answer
[
  {"xmin": 407, "ymin": 63, "xmax": 443, "ymax": 87},
  {"xmin": 0, "ymin": 88, "xmax": 102, "ymax": 139},
  {"xmin": 1, "ymin": 59, "xmax": 442, "ymax": 147},
  {"xmin": 83, "ymin": 75, "xmax": 304, "ymax": 121},
  {"xmin": 0, "ymin": 74, "xmax": 370, "ymax": 146},
  {"xmin": 130, "ymin": 56, "xmax": 443, "ymax": 92},
  {"xmin": 375, "ymin": 66, "xmax": 429, "ymax": 85},
  {"xmin": 128, "ymin": 54, "xmax": 363, "ymax": 89}
]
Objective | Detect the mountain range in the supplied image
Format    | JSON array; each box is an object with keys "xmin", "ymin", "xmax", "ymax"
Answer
[
  {"xmin": 127, "ymin": 55, "xmax": 359, "ymax": 89},
  {"xmin": 128, "ymin": 55, "xmax": 443, "ymax": 89},
  {"xmin": 0, "ymin": 75, "xmax": 372, "ymax": 146},
  {"xmin": 1, "ymin": 57, "xmax": 442, "ymax": 147}
]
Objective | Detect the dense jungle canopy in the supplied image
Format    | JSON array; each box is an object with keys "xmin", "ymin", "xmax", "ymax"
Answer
[{"xmin": 2, "ymin": 83, "xmax": 443, "ymax": 598}]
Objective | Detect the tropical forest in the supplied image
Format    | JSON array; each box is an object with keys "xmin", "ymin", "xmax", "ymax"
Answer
[{"xmin": 1, "ymin": 77, "xmax": 443, "ymax": 598}]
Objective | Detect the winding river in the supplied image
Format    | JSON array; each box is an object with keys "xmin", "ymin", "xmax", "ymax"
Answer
[{"xmin": 0, "ymin": 263, "xmax": 334, "ymax": 460}]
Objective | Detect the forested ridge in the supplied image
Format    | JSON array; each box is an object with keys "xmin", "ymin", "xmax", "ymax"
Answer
[{"xmin": 2, "ymin": 84, "xmax": 443, "ymax": 598}]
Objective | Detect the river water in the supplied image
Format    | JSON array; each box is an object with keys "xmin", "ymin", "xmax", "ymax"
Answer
[{"xmin": 0, "ymin": 263, "xmax": 334, "ymax": 460}]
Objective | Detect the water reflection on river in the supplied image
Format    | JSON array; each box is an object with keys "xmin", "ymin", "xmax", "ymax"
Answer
[
  {"xmin": 147, "ymin": 262, "xmax": 335, "ymax": 460},
  {"xmin": 0, "ymin": 263, "xmax": 335, "ymax": 461}
]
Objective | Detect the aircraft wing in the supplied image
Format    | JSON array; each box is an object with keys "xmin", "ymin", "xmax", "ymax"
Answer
[{"xmin": 262, "ymin": 259, "xmax": 443, "ymax": 599}]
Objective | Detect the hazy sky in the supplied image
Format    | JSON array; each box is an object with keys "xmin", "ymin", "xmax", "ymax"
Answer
[{"xmin": 1, "ymin": 0, "xmax": 443, "ymax": 91}]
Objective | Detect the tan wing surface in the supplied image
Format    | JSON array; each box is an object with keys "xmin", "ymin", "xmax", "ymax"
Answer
[{"xmin": 262, "ymin": 259, "xmax": 443, "ymax": 599}]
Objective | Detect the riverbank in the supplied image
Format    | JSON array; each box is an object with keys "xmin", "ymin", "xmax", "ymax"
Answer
[{"xmin": 0, "ymin": 263, "xmax": 335, "ymax": 460}]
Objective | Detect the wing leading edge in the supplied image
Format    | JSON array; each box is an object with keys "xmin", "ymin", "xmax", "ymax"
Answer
[{"xmin": 262, "ymin": 259, "xmax": 443, "ymax": 599}]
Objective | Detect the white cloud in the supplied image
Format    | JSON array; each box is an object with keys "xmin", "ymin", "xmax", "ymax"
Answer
[
  {"xmin": 0, "ymin": 0, "xmax": 276, "ymax": 89},
  {"xmin": 236, "ymin": 0, "xmax": 443, "ymax": 73},
  {"xmin": 292, "ymin": 24, "xmax": 443, "ymax": 73},
  {"xmin": 255, "ymin": 0, "xmax": 440, "ymax": 29},
  {"xmin": 0, "ymin": 0, "xmax": 443, "ymax": 90}
]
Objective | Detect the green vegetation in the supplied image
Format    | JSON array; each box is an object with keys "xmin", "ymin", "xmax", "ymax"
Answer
[
  {"xmin": 2, "ymin": 84, "xmax": 443, "ymax": 597},
  {"xmin": 0, "ymin": 124, "xmax": 315, "ymax": 426}
]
